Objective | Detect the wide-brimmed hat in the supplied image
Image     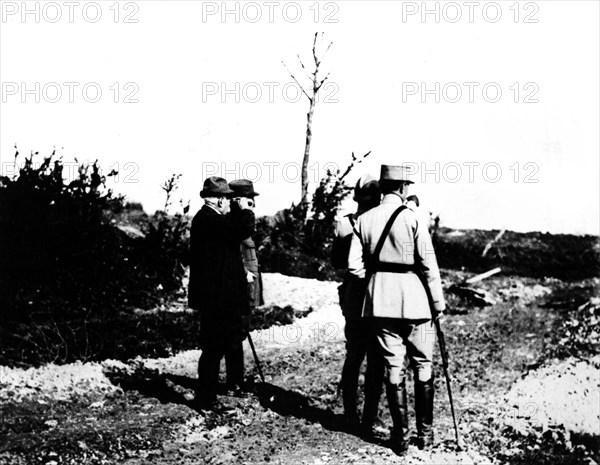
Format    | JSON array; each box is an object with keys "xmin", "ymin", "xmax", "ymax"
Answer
[
  {"xmin": 200, "ymin": 176, "xmax": 234, "ymax": 198},
  {"xmin": 229, "ymin": 179, "xmax": 259, "ymax": 198},
  {"xmin": 380, "ymin": 164, "xmax": 415, "ymax": 184},
  {"xmin": 353, "ymin": 174, "xmax": 380, "ymax": 203}
]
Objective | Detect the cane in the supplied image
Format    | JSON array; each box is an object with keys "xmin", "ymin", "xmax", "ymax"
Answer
[
  {"xmin": 247, "ymin": 332, "xmax": 266, "ymax": 383},
  {"xmin": 433, "ymin": 316, "xmax": 462, "ymax": 449}
]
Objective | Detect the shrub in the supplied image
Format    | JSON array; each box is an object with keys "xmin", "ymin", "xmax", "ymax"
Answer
[
  {"xmin": 0, "ymin": 152, "xmax": 191, "ymax": 365},
  {"xmin": 140, "ymin": 174, "xmax": 190, "ymax": 294},
  {"xmin": 0, "ymin": 150, "xmax": 124, "ymax": 320},
  {"xmin": 256, "ymin": 152, "xmax": 370, "ymax": 280}
]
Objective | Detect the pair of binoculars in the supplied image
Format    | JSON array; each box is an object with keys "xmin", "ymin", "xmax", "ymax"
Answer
[{"xmin": 232, "ymin": 198, "xmax": 255, "ymax": 208}]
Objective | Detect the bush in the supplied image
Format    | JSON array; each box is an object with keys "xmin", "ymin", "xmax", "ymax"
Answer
[
  {"xmin": 0, "ymin": 151, "xmax": 190, "ymax": 365},
  {"xmin": 256, "ymin": 152, "xmax": 370, "ymax": 280},
  {"xmin": 255, "ymin": 206, "xmax": 341, "ymax": 280},
  {"xmin": 0, "ymin": 150, "xmax": 125, "ymax": 320}
]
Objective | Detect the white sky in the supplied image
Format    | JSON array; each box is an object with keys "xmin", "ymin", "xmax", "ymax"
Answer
[{"xmin": 1, "ymin": 0, "xmax": 599, "ymax": 234}]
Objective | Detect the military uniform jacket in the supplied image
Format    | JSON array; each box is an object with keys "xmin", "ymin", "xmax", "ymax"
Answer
[
  {"xmin": 348, "ymin": 194, "xmax": 445, "ymax": 319},
  {"xmin": 188, "ymin": 205, "xmax": 256, "ymax": 319},
  {"xmin": 331, "ymin": 213, "xmax": 367, "ymax": 318}
]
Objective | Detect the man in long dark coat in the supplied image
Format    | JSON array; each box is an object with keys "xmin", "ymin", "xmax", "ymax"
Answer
[
  {"xmin": 189, "ymin": 176, "xmax": 256, "ymax": 407},
  {"xmin": 229, "ymin": 179, "xmax": 264, "ymax": 311}
]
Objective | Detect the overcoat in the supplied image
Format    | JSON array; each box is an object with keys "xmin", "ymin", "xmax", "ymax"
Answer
[
  {"xmin": 188, "ymin": 205, "xmax": 256, "ymax": 328},
  {"xmin": 240, "ymin": 236, "xmax": 264, "ymax": 308},
  {"xmin": 348, "ymin": 194, "xmax": 445, "ymax": 319}
]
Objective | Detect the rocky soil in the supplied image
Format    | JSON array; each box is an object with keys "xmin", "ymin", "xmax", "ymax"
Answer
[{"xmin": 1, "ymin": 273, "xmax": 599, "ymax": 465}]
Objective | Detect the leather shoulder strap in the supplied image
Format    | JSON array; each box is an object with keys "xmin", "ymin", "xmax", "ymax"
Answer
[
  {"xmin": 347, "ymin": 214, "xmax": 361, "ymax": 238},
  {"xmin": 371, "ymin": 206, "xmax": 407, "ymax": 265}
]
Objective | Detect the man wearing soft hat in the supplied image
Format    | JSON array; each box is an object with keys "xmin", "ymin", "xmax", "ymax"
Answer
[
  {"xmin": 348, "ymin": 165, "xmax": 446, "ymax": 454},
  {"xmin": 229, "ymin": 179, "xmax": 264, "ymax": 318},
  {"xmin": 189, "ymin": 176, "xmax": 256, "ymax": 408},
  {"xmin": 331, "ymin": 174, "xmax": 384, "ymax": 437}
]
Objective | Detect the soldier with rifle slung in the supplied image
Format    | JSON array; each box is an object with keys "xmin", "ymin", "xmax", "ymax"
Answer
[{"xmin": 348, "ymin": 164, "xmax": 446, "ymax": 455}]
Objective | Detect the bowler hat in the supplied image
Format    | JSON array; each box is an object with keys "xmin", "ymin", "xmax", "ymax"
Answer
[
  {"xmin": 380, "ymin": 164, "xmax": 415, "ymax": 184},
  {"xmin": 353, "ymin": 174, "xmax": 381, "ymax": 203},
  {"xmin": 229, "ymin": 179, "xmax": 259, "ymax": 198},
  {"xmin": 200, "ymin": 176, "xmax": 234, "ymax": 198}
]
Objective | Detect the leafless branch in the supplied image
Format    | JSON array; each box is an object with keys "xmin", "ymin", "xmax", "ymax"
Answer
[
  {"xmin": 297, "ymin": 53, "xmax": 306, "ymax": 70},
  {"xmin": 482, "ymin": 231, "xmax": 506, "ymax": 258},
  {"xmin": 312, "ymin": 32, "xmax": 320, "ymax": 67},
  {"xmin": 315, "ymin": 71, "xmax": 330, "ymax": 92},
  {"xmin": 321, "ymin": 41, "xmax": 334, "ymax": 62},
  {"xmin": 340, "ymin": 151, "xmax": 372, "ymax": 181},
  {"xmin": 282, "ymin": 60, "xmax": 312, "ymax": 101},
  {"xmin": 297, "ymin": 54, "xmax": 312, "ymax": 81}
]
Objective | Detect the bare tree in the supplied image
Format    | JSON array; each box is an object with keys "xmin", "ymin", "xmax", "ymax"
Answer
[{"xmin": 283, "ymin": 32, "xmax": 333, "ymax": 218}]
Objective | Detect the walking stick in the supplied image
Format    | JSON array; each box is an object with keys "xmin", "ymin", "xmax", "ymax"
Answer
[
  {"xmin": 246, "ymin": 332, "xmax": 266, "ymax": 383},
  {"xmin": 433, "ymin": 316, "xmax": 462, "ymax": 448}
]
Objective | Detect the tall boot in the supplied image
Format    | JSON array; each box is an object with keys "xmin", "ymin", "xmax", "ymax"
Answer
[
  {"xmin": 341, "ymin": 318, "xmax": 363, "ymax": 430},
  {"xmin": 415, "ymin": 378, "xmax": 434, "ymax": 449},
  {"xmin": 360, "ymin": 381, "xmax": 381, "ymax": 438},
  {"xmin": 386, "ymin": 381, "xmax": 408, "ymax": 455},
  {"xmin": 360, "ymin": 354, "xmax": 384, "ymax": 438},
  {"xmin": 341, "ymin": 364, "xmax": 360, "ymax": 429}
]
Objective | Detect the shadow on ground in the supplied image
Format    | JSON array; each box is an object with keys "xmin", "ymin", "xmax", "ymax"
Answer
[
  {"xmin": 105, "ymin": 368, "xmax": 192, "ymax": 406},
  {"xmin": 103, "ymin": 365, "xmax": 388, "ymax": 446}
]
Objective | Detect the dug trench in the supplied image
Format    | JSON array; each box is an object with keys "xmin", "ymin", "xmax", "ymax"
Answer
[{"xmin": 1, "ymin": 272, "xmax": 599, "ymax": 464}]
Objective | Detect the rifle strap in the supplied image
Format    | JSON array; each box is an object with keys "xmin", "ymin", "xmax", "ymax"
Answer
[
  {"xmin": 348, "ymin": 215, "xmax": 360, "ymax": 238},
  {"xmin": 346, "ymin": 214, "xmax": 366, "ymax": 251}
]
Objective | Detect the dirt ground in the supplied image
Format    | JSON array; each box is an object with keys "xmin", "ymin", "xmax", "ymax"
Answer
[{"xmin": 1, "ymin": 272, "xmax": 599, "ymax": 465}]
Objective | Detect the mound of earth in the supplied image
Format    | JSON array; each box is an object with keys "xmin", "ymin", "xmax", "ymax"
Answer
[{"xmin": 503, "ymin": 356, "xmax": 600, "ymax": 435}]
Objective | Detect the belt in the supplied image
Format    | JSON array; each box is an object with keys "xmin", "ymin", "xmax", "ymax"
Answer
[{"xmin": 368, "ymin": 262, "xmax": 416, "ymax": 274}]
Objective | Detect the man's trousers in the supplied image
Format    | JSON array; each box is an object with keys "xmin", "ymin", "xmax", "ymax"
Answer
[
  {"xmin": 197, "ymin": 313, "xmax": 245, "ymax": 402},
  {"xmin": 373, "ymin": 317, "xmax": 436, "ymax": 384}
]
